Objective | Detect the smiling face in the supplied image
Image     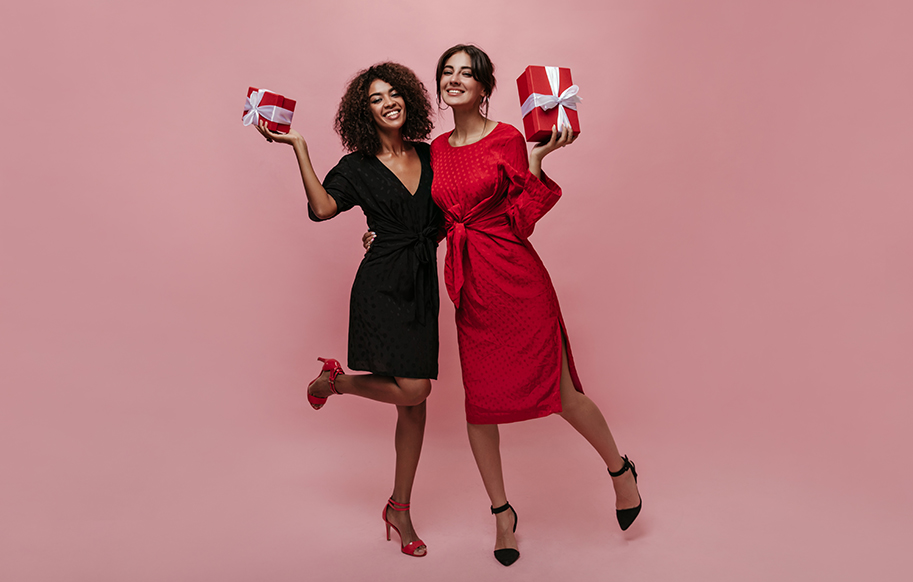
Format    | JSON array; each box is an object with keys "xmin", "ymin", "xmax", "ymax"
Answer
[
  {"xmin": 439, "ymin": 51, "xmax": 486, "ymax": 110},
  {"xmin": 368, "ymin": 79, "xmax": 406, "ymax": 132}
]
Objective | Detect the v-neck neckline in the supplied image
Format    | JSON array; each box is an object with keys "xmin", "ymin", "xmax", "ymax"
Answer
[{"xmin": 373, "ymin": 146, "xmax": 425, "ymax": 197}]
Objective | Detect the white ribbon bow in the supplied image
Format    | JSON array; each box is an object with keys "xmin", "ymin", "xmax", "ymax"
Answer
[
  {"xmin": 242, "ymin": 89, "xmax": 294, "ymax": 127},
  {"xmin": 519, "ymin": 66, "xmax": 581, "ymax": 133}
]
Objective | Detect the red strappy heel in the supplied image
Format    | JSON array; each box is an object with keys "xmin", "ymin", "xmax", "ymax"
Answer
[
  {"xmin": 306, "ymin": 357, "xmax": 343, "ymax": 410},
  {"xmin": 382, "ymin": 498, "xmax": 427, "ymax": 557}
]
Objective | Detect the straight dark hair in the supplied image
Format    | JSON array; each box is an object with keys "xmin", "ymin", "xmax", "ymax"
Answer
[{"xmin": 435, "ymin": 44, "xmax": 497, "ymax": 116}]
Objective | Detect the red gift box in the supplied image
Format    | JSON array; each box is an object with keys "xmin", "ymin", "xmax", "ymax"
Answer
[
  {"xmin": 516, "ymin": 66, "xmax": 581, "ymax": 142},
  {"xmin": 242, "ymin": 87, "xmax": 296, "ymax": 134}
]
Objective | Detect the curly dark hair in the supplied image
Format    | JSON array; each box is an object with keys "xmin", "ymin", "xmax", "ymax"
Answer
[{"xmin": 334, "ymin": 62, "xmax": 434, "ymax": 154}]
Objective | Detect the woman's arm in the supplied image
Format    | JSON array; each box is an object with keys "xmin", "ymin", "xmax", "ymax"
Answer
[
  {"xmin": 527, "ymin": 124, "xmax": 577, "ymax": 180},
  {"xmin": 500, "ymin": 126, "xmax": 564, "ymax": 240},
  {"xmin": 256, "ymin": 122, "xmax": 338, "ymax": 219}
]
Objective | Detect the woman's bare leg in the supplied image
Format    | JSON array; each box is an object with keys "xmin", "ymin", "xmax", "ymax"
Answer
[
  {"xmin": 466, "ymin": 422, "xmax": 517, "ymax": 553},
  {"xmin": 556, "ymin": 341, "xmax": 640, "ymax": 510},
  {"xmin": 309, "ymin": 373, "xmax": 431, "ymax": 407},
  {"xmin": 309, "ymin": 373, "xmax": 431, "ymax": 553},
  {"xmin": 383, "ymin": 400, "xmax": 427, "ymax": 555}
]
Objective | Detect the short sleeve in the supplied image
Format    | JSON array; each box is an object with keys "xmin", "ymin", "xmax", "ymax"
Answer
[
  {"xmin": 308, "ymin": 156, "xmax": 360, "ymax": 222},
  {"xmin": 499, "ymin": 126, "xmax": 562, "ymax": 239}
]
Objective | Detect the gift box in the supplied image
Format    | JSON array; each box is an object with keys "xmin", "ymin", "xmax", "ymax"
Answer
[
  {"xmin": 242, "ymin": 87, "xmax": 296, "ymax": 134},
  {"xmin": 516, "ymin": 66, "xmax": 581, "ymax": 142}
]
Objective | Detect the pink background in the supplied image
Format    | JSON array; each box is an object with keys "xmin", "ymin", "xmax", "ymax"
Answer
[{"xmin": 2, "ymin": 1, "xmax": 912, "ymax": 580}]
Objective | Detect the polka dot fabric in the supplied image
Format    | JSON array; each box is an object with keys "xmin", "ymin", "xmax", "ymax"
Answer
[
  {"xmin": 431, "ymin": 123, "xmax": 583, "ymax": 424},
  {"xmin": 310, "ymin": 143, "xmax": 442, "ymax": 379}
]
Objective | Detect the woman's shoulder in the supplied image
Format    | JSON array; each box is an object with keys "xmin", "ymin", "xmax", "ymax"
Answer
[
  {"xmin": 331, "ymin": 150, "xmax": 371, "ymax": 172},
  {"xmin": 490, "ymin": 122, "xmax": 523, "ymax": 143},
  {"xmin": 324, "ymin": 151, "xmax": 373, "ymax": 187},
  {"xmin": 341, "ymin": 150, "xmax": 372, "ymax": 163},
  {"xmin": 430, "ymin": 132, "xmax": 451, "ymax": 148},
  {"xmin": 485, "ymin": 123, "xmax": 527, "ymax": 161}
]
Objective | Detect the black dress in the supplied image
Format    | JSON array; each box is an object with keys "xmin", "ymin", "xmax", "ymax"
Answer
[{"xmin": 309, "ymin": 142, "xmax": 442, "ymax": 379}]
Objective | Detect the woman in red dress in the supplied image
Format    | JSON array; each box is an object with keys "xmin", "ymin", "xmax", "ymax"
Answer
[{"xmin": 431, "ymin": 45, "xmax": 643, "ymax": 566}]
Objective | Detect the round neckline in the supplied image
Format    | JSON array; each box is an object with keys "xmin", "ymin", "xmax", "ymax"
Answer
[{"xmin": 446, "ymin": 122, "xmax": 502, "ymax": 149}]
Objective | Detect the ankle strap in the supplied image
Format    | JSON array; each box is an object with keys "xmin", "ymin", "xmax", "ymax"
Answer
[
  {"xmin": 387, "ymin": 498, "xmax": 410, "ymax": 511},
  {"xmin": 328, "ymin": 366, "xmax": 343, "ymax": 395},
  {"xmin": 491, "ymin": 502, "xmax": 512, "ymax": 515},
  {"xmin": 608, "ymin": 455, "xmax": 632, "ymax": 477}
]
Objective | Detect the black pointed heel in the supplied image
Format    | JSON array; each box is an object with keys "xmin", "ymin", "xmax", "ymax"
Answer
[
  {"xmin": 491, "ymin": 502, "xmax": 520, "ymax": 566},
  {"xmin": 608, "ymin": 455, "xmax": 642, "ymax": 531}
]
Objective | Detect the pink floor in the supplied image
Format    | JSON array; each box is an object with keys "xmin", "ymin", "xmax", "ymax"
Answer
[
  {"xmin": 3, "ymin": 1, "xmax": 912, "ymax": 580},
  {"xmin": 2, "ymin": 350, "xmax": 910, "ymax": 581},
  {"xmin": 3, "ymin": 266, "xmax": 911, "ymax": 580}
]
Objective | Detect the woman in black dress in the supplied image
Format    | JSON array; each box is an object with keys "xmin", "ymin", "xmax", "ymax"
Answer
[{"xmin": 255, "ymin": 62, "xmax": 441, "ymax": 557}]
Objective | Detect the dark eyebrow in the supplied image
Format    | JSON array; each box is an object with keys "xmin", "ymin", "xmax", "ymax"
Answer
[{"xmin": 368, "ymin": 87, "xmax": 397, "ymax": 99}]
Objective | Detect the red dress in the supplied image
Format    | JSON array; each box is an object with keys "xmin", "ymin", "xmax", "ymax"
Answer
[{"xmin": 431, "ymin": 123, "xmax": 583, "ymax": 424}]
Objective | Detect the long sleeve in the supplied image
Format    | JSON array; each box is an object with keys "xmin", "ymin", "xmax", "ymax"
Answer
[
  {"xmin": 500, "ymin": 129, "xmax": 562, "ymax": 239},
  {"xmin": 428, "ymin": 123, "xmax": 582, "ymax": 425}
]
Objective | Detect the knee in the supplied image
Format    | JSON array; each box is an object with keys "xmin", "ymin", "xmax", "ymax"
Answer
[{"xmin": 399, "ymin": 379, "xmax": 432, "ymax": 406}]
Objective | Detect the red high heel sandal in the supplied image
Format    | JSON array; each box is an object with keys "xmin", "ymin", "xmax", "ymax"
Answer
[
  {"xmin": 382, "ymin": 498, "xmax": 427, "ymax": 557},
  {"xmin": 306, "ymin": 357, "xmax": 343, "ymax": 410}
]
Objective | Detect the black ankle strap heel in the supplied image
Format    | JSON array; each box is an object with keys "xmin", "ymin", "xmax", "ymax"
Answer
[
  {"xmin": 608, "ymin": 455, "xmax": 642, "ymax": 531},
  {"xmin": 490, "ymin": 502, "xmax": 520, "ymax": 566}
]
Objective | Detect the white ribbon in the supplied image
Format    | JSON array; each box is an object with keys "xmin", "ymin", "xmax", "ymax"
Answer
[
  {"xmin": 519, "ymin": 66, "xmax": 581, "ymax": 133},
  {"xmin": 242, "ymin": 89, "xmax": 294, "ymax": 127}
]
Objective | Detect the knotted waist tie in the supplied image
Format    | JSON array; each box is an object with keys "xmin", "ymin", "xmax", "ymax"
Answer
[
  {"xmin": 443, "ymin": 203, "xmax": 512, "ymax": 309},
  {"xmin": 369, "ymin": 224, "xmax": 440, "ymax": 324}
]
